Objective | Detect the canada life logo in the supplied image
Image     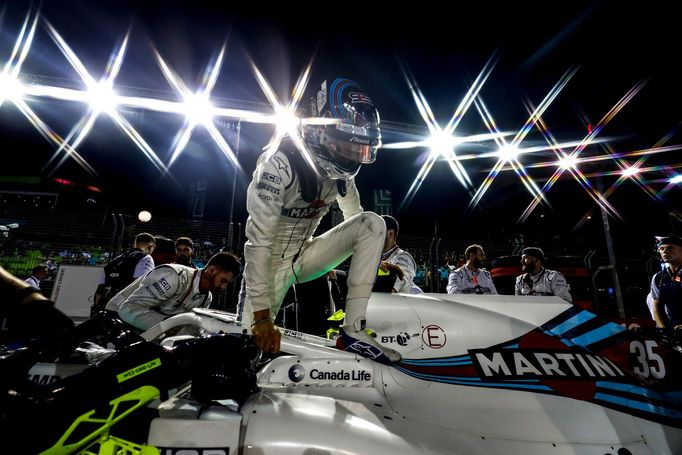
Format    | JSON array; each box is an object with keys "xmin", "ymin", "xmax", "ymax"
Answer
[{"xmin": 288, "ymin": 364, "xmax": 306, "ymax": 383}]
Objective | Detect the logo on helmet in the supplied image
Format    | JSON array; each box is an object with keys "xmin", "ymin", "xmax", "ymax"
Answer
[
  {"xmin": 349, "ymin": 92, "xmax": 373, "ymax": 105},
  {"xmin": 349, "ymin": 136, "xmax": 370, "ymax": 144}
]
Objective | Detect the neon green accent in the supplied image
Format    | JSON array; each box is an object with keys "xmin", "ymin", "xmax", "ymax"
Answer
[
  {"xmin": 327, "ymin": 327, "xmax": 340, "ymax": 339},
  {"xmin": 327, "ymin": 309, "xmax": 345, "ymax": 322},
  {"xmin": 377, "ymin": 268, "xmax": 389, "ymax": 276},
  {"xmin": 39, "ymin": 385, "xmax": 160, "ymax": 455},
  {"xmin": 116, "ymin": 358, "xmax": 162, "ymax": 383},
  {"xmin": 93, "ymin": 436, "xmax": 160, "ymax": 454}
]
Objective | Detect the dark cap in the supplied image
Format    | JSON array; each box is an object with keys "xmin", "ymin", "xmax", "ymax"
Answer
[
  {"xmin": 657, "ymin": 236, "xmax": 682, "ymax": 249},
  {"xmin": 522, "ymin": 247, "xmax": 545, "ymax": 261},
  {"xmin": 381, "ymin": 215, "xmax": 399, "ymax": 236}
]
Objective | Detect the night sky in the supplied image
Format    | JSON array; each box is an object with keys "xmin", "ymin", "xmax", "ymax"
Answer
[{"xmin": 1, "ymin": 1, "xmax": 680, "ymax": 257}]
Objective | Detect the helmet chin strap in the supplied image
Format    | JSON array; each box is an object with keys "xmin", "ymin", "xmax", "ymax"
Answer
[{"xmin": 337, "ymin": 180, "xmax": 347, "ymax": 197}]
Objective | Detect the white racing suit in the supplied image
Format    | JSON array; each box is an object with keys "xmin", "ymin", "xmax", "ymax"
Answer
[
  {"xmin": 447, "ymin": 266, "xmax": 498, "ymax": 295},
  {"xmin": 239, "ymin": 147, "xmax": 399, "ymax": 362},
  {"xmin": 382, "ymin": 245, "xmax": 421, "ymax": 294},
  {"xmin": 106, "ymin": 264, "xmax": 212, "ymax": 330},
  {"xmin": 514, "ymin": 267, "xmax": 572, "ymax": 303}
]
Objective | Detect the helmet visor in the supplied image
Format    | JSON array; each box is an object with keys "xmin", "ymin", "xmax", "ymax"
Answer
[
  {"xmin": 333, "ymin": 140, "xmax": 377, "ymax": 166},
  {"xmin": 325, "ymin": 123, "xmax": 380, "ymax": 165}
]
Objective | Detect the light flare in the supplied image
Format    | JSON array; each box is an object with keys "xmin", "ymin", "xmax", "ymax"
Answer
[
  {"xmin": 250, "ymin": 55, "xmax": 321, "ymax": 174},
  {"xmin": 518, "ymin": 79, "xmax": 648, "ymax": 223},
  {"xmin": 392, "ymin": 53, "xmax": 500, "ymax": 211}
]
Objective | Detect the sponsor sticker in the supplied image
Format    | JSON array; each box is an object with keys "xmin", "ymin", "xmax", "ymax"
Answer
[
  {"xmin": 257, "ymin": 182, "xmax": 280, "ymax": 195},
  {"xmin": 470, "ymin": 349, "xmax": 626, "ymax": 380},
  {"xmin": 280, "ymin": 205, "xmax": 329, "ymax": 218},
  {"xmin": 288, "ymin": 364, "xmax": 305, "ymax": 382},
  {"xmin": 152, "ymin": 282, "xmax": 166, "ymax": 296},
  {"xmin": 283, "ymin": 329, "xmax": 304, "ymax": 340},
  {"xmin": 381, "ymin": 332, "xmax": 417, "ymax": 346},
  {"xmin": 422, "ymin": 325, "xmax": 446, "ymax": 349},
  {"xmin": 117, "ymin": 358, "xmax": 162, "ymax": 383},
  {"xmin": 262, "ymin": 172, "xmax": 282, "ymax": 184},
  {"xmin": 159, "ymin": 278, "xmax": 171, "ymax": 290},
  {"xmin": 349, "ymin": 92, "xmax": 373, "ymax": 104},
  {"xmin": 309, "ymin": 368, "xmax": 371, "ymax": 381},
  {"xmin": 272, "ymin": 156, "xmax": 290, "ymax": 177}
]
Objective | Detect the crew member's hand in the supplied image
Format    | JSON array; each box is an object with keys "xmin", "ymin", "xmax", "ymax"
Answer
[
  {"xmin": 251, "ymin": 312, "xmax": 281, "ymax": 353},
  {"xmin": 380, "ymin": 261, "xmax": 404, "ymax": 280}
]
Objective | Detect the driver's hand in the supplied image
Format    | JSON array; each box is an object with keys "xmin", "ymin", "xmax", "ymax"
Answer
[{"xmin": 252, "ymin": 319, "xmax": 281, "ymax": 353}]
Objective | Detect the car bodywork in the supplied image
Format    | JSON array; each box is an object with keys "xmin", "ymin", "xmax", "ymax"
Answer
[{"xmin": 21, "ymin": 292, "xmax": 682, "ymax": 454}]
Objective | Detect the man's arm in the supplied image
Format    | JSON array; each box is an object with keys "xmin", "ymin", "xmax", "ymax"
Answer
[
  {"xmin": 653, "ymin": 298, "xmax": 667, "ymax": 328},
  {"xmin": 446, "ymin": 270, "xmax": 462, "ymax": 294},
  {"xmin": 243, "ymin": 154, "xmax": 287, "ymax": 316},
  {"xmin": 133, "ymin": 255, "xmax": 155, "ymax": 279},
  {"xmin": 390, "ymin": 251, "xmax": 416, "ymax": 293},
  {"xmin": 484, "ymin": 270, "xmax": 499, "ymax": 295},
  {"xmin": 336, "ymin": 178, "xmax": 362, "ymax": 219},
  {"xmin": 550, "ymin": 271, "xmax": 572, "ymax": 303},
  {"xmin": 243, "ymin": 153, "xmax": 288, "ymax": 352},
  {"xmin": 117, "ymin": 267, "xmax": 180, "ymax": 330},
  {"xmin": 650, "ymin": 273, "xmax": 668, "ymax": 328},
  {"xmin": 514, "ymin": 276, "xmax": 523, "ymax": 295}
]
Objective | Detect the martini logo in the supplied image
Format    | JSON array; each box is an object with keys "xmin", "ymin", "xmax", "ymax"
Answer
[
  {"xmin": 281, "ymin": 200, "xmax": 329, "ymax": 219},
  {"xmin": 470, "ymin": 349, "xmax": 626, "ymax": 380},
  {"xmin": 288, "ymin": 364, "xmax": 306, "ymax": 383}
]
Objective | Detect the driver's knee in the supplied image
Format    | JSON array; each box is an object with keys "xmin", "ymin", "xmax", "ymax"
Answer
[{"xmin": 357, "ymin": 211, "xmax": 386, "ymax": 241}]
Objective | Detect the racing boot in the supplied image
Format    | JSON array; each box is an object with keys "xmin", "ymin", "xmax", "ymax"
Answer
[{"xmin": 336, "ymin": 297, "xmax": 402, "ymax": 364}]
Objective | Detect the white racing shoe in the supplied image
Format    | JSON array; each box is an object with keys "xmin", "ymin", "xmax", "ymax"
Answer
[{"xmin": 336, "ymin": 325, "xmax": 402, "ymax": 364}]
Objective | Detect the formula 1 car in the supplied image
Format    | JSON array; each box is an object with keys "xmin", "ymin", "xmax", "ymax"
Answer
[{"xmin": 11, "ymin": 292, "xmax": 682, "ymax": 454}]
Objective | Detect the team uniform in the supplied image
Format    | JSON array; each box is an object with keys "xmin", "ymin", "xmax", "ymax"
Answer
[
  {"xmin": 650, "ymin": 266, "xmax": 682, "ymax": 327},
  {"xmin": 24, "ymin": 275, "xmax": 41, "ymax": 289},
  {"xmin": 240, "ymin": 77, "xmax": 400, "ymax": 363},
  {"xmin": 515, "ymin": 268, "xmax": 572, "ymax": 302},
  {"xmin": 447, "ymin": 266, "xmax": 497, "ymax": 295},
  {"xmin": 91, "ymin": 248, "xmax": 154, "ymax": 315},
  {"xmin": 107, "ymin": 263, "xmax": 211, "ymax": 330},
  {"xmin": 239, "ymin": 147, "xmax": 383, "ymax": 328},
  {"xmin": 382, "ymin": 245, "xmax": 421, "ymax": 294}
]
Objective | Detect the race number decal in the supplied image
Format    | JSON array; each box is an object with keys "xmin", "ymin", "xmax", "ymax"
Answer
[{"xmin": 630, "ymin": 340, "xmax": 666, "ymax": 379}]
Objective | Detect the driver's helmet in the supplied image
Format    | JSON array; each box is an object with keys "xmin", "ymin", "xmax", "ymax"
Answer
[{"xmin": 304, "ymin": 78, "xmax": 381, "ymax": 180}]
